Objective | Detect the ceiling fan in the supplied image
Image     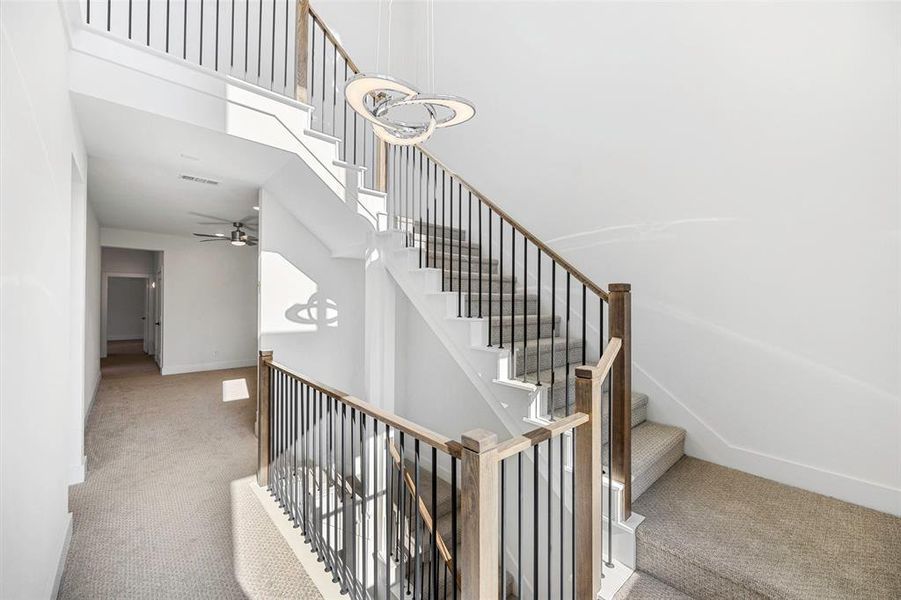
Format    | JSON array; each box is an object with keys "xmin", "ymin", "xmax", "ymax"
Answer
[{"xmin": 191, "ymin": 212, "xmax": 258, "ymax": 247}]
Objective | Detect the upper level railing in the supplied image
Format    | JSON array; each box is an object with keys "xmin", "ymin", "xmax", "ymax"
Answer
[{"xmin": 258, "ymin": 343, "xmax": 617, "ymax": 599}]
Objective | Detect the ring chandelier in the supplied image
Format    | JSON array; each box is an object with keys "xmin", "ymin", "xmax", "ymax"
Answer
[{"xmin": 344, "ymin": 74, "xmax": 475, "ymax": 146}]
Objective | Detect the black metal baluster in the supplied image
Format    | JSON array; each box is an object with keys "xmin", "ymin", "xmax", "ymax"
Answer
[
  {"xmin": 572, "ymin": 429, "xmax": 576, "ymax": 600},
  {"xmin": 299, "ymin": 383, "xmax": 308, "ymax": 536},
  {"xmin": 430, "ymin": 447, "xmax": 438, "ymax": 599},
  {"xmin": 340, "ymin": 403, "xmax": 348, "ymax": 594},
  {"xmin": 320, "ymin": 391, "xmax": 326, "ymax": 559},
  {"xmin": 399, "ymin": 433, "xmax": 408, "ymax": 595},
  {"xmin": 496, "ymin": 216, "xmax": 501, "ymax": 349},
  {"xmin": 320, "ymin": 22, "xmax": 325, "ymax": 112},
  {"xmin": 523, "ymin": 235, "xmax": 527, "ymax": 381},
  {"xmin": 343, "ymin": 63, "xmax": 348, "ymax": 160},
  {"xmin": 538, "ymin": 260, "xmax": 563, "ymax": 418},
  {"xmin": 441, "ymin": 171, "xmax": 446, "ymax": 291},
  {"xmin": 537, "ymin": 248, "xmax": 542, "ymax": 387},
  {"xmin": 128, "ymin": 0, "xmax": 132, "ymax": 39},
  {"xmin": 451, "ymin": 457, "xmax": 458, "ymax": 600},
  {"xmin": 267, "ymin": 369, "xmax": 273, "ymax": 491},
  {"xmin": 270, "ymin": 0, "xmax": 276, "ymax": 83},
  {"xmin": 165, "ymin": 0, "xmax": 170, "ymax": 52},
  {"xmin": 350, "ymin": 408, "xmax": 357, "ymax": 593},
  {"xmin": 146, "ymin": 0, "xmax": 150, "ymax": 45},
  {"xmin": 183, "ymin": 0, "xmax": 187, "ymax": 58},
  {"xmin": 106, "ymin": 0, "xmax": 110, "ymax": 31},
  {"xmin": 547, "ymin": 439, "xmax": 553, "ymax": 599},
  {"xmin": 582, "ymin": 285, "xmax": 587, "ymax": 367},
  {"xmin": 314, "ymin": 390, "xmax": 321, "ymax": 552},
  {"xmin": 511, "ymin": 228, "xmax": 515, "ymax": 362},
  {"xmin": 373, "ymin": 417, "xmax": 379, "ymax": 595},
  {"xmin": 517, "ymin": 452, "xmax": 522, "ymax": 599},
  {"xmin": 432, "ymin": 163, "xmax": 438, "ymax": 267},
  {"xmin": 479, "ymin": 201, "xmax": 483, "ymax": 318},
  {"xmin": 214, "ymin": 0, "xmax": 220, "ymax": 69},
  {"xmin": 324, "ymin": 395, "xmax": 333, "ymax": 571},
  {"xmin": 243, "ymin": 0, "xmax": 248, "ymax": 73},
  {"xmin": 565, "ymin": 273, "xmax": 571, "ymax": 416},
  {"xmin": 559, "ymin": 434, "xmax": 565, "ymax": 600},
  {"xmin": 457, "ymin": 182, "xmax": 462, "ymax": 315},
  {"xmin": 385, "ymin": 424, "xmax": 392, "ymax": 598},
  {"xmin": 533, "ymin": 444, "xmax": 539, "ymax": 599},
  {"xmin": 256, "ymin": 0, "xmax": 262, "ymax": 78},
  {"xmin": 199, "ymin": 0, "xmax": 204, "ymax": 65},
  {"xmin": 413, "ymin": 439, "xmax": 422, "ymax": 600},
  {"xmin": 293, "ymin": 379, "xmax": 300, "ymax": 526},
  {"xmin": 467, "ymin": 191, "xmax": 472, "ymax": 318},
  {"xmin": 362, "ymin": 414, "xmax": 368, "ymax": 596},
  {"xmin": 332, "ymin": 46, "xmax": 337, "ymax": 135},
  {"xmin": 332, "ymin": 397, "xmax": 341, "ymax": 581},
  {"xmin": 86, "ymin": 0, "xmax": 90, "ymax": 24},
  {"xmin": 287, "ymin": 376, "xmax": 294, "ymax": 521}
]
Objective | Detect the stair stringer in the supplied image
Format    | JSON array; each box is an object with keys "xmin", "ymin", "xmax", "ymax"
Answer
[{"xmin": 380, "ymin": 233, "xmax": 541, "ymax": 438}]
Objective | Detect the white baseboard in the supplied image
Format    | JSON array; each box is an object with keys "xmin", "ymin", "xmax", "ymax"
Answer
[
  {"xmin": 68, "ymin": 455, "xmax": 86, "ymax": 486},
  {"xmin": 161, "ymin": 358, "xmax": 256, "ymax": 376},
  {"xmin": 85, "ymin": 371, "xmax": 101, "ymax": 426},
  {"xmin": 634, "ymin": 362, "xmax": 901, "ymax": 516},
  {"xmin": 52, "ymin": 513, "xmax": 73, "ymax": 599}
]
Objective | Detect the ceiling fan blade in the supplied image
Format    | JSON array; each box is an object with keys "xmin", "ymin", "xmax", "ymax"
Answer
[
  {"xmin": 239, "ymin": 214, "xmax": 259, "ymax": 224},
  {"xmin": 242, "ymin": 224, "xmax": 258, "ymax": 232},
  {"xmin": 200, "ymin": 238, "xmax": 229, "ymax": 242},
  {"xmin": 193, "ymin": 233, "xmax": 226, "ymax": 238},
  {"xmin": 196, "ymin": 221, "xmax": 233, "ymax": 225},
  {"xmin": 246, "ymin": 241, "xmax": 258, "ymax": 246}
]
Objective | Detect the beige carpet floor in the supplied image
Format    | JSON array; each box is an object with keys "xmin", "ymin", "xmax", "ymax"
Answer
[
  {"xmin": 60, "ymin": 366, "xmax": 324, "ymax": 599},
  {"xmin": 614, "ymin": 571, "xmax": 695, "ymax": 600},
  {"xmin": 633, "ymin": 457, "xmax": 901, "ymax": 599},
  {"xmin": 101, "ymin": 340, "xmax": 160, "ymax": 378}
]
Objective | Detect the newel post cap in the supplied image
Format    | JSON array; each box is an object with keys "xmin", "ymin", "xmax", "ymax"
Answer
[
  {"xmin": 461, "ymin": 429, "xmax": 498, "ymax": 453},
  {"xmin": 608, "ymin": 283, "xmax": 631, "ymax": 293}
]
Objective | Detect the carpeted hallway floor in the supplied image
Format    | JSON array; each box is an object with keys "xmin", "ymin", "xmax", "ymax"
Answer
[
  {"xmin": 101, "ymin": 339, "xmax": 160, "ymax": 378},
  {"xmin": 60, "ymin": 366, "xmax": 324, "ymax": 599}
]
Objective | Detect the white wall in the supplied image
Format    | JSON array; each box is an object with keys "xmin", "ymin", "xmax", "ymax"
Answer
[
  {"xmin": 259, "ymin": 189, "xmax": 366, "ymax": 398},
  {"xmin": 106, "ymin": 277, "xmax": 147, "ymax": 340},
  {"xmin": 317, "ymin": 1, "xmax": 901, "ymax": 514},
  {"xmin": 394, "ymin": 293, "xmax": 504, "ymax": 440},
  {"xmin": 101, "ymin": 246, "xmax": 154, "ymax": 274},
  {"xmin": 100, "ymin": 228, "xmax": 258, "ymax": 374},
  {"xmin": 0, "ymin": 1, "xmax": 87, "ymax": 597},
  {"xmin": 85, "ymin": 202, "xmax": 101, "ymax": 419}
]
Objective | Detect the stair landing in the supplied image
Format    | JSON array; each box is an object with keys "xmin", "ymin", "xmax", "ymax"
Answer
[{"xmin": 633, "ymin": 457, "xmax": 901, "ymax": 600}]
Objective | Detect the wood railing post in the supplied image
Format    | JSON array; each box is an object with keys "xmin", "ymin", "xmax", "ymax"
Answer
[
  {"xmin": 608, "ymin": 283, "xmax": 632, "ymax": 518},
  {"xmin": 257, "ymin": 350, "xmax": 273, "ymax": 487},
  {"xmin": 574, "ymin": 364, "xmax": 603, "ymax": 597},
  {"xmin": 294, "ymin": 0, "xmax": 310, "ymax": 102},
  {"xmin": 460, "ymin": 428, "xmax": 499, "ymax": 600},
  {"xmin": 375, "ymin": 138, "xmax": 388, "ymax": 193}
]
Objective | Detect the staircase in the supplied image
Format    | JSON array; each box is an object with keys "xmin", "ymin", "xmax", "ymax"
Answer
[{"xmin": 386, "ymin": 220, "xmax": 686, "ymax": 508}]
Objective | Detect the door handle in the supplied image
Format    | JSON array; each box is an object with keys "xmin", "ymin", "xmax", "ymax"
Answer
[{"xmin": 155, "ymin": 322, "xmax": 161, "ymax": 326}]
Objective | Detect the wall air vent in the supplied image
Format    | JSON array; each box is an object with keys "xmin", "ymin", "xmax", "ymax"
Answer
[{"xmin": 179, "ymin": 174, "xmax": 220, "ymax": 185}]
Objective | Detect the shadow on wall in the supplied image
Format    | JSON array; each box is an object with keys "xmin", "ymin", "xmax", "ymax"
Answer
[{"xmin": 285, "ymin": 292, "xmax": 338, "ymax": 328}]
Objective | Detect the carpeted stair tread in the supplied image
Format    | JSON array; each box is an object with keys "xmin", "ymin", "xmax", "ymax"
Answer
[
  {"xmin": 602, "ymin": 421, "xmax": 685, "ymax": 500},
  {"xmin": 613, "ymin": 570, "xmax": 695, "ymax": 599},
  {"xmin": 632, "ymin": 457, "xmax": 901, "ymax": 600},
  {"xmin": 413, "ymin": 222, "xmax": 467, "ymax": 241}
]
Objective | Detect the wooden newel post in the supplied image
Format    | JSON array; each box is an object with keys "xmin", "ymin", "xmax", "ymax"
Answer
[
  {"xmin": 608, "ymin": 283, "xmax": 632, "ymax": 518},
  {"xmin": 257, "ymin": 350, "xmax": 273, "ymax": 487},
  {"xmin": 375, "ymin": 139, "xmax": 388, "ymax": 193},
  {"xmin": 574, "ymin": 363, "xmax": 603, "ymax": 598},
  {"xmin": 460, "ymin": 429, "xmax": 499, "ymax": 600},
  {"xmin": 294, "ymin": 0, "xmax": 310, "ymax": 102}
]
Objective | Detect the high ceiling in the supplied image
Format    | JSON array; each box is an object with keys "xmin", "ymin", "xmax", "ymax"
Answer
[{"xmin": 73, "ymin": 94, "xmax": 292, "ymax": 236}]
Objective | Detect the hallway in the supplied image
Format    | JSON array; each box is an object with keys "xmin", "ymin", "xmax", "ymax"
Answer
[
  {"xmin": 60, "ymin": 366, "xmax": 322, "ymax": 599},
  {"xmin": 101, "ymin": 339, "xmax": 159, "ymax": 378}
]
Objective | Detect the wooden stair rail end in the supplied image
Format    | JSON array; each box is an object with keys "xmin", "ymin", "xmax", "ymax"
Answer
[
  {"xmin": 574, "ymin": 357, "xmax": 604, "ymax": 598},
  {"xmin": 608, "ymin": 283, "xmax": 632, "ymax": 518},
  {"xmin": 257, "ymin": 350, "xmax": 273, "ymax": 487}
]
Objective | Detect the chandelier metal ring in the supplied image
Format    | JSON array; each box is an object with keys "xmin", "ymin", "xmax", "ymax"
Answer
[{"xmin": 345, "ymin": 74, "xmax": 475, "ymax": 146}]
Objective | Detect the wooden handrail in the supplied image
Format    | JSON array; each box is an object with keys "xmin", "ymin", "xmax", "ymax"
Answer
[
  {"xmin": 494, "ymin": 412, "xmax": 589, "ymax": 461},
  {"xmin": 265, "ymin": 358, "xmax": 462, "ymax": 458},
  {"xmin": 308, "ymin": 6, "xmax": 362, "ymax": 75}
]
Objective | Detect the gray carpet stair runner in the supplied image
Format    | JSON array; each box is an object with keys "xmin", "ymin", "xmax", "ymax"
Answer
[{"xmin": 410, "ymin": 221, "xmax": 686, "ymax": 506}]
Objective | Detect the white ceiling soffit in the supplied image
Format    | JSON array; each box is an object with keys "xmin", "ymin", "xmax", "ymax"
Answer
[{"xmin": 73, "ymin": 94, "xmax": 292, "ymax": 236}]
